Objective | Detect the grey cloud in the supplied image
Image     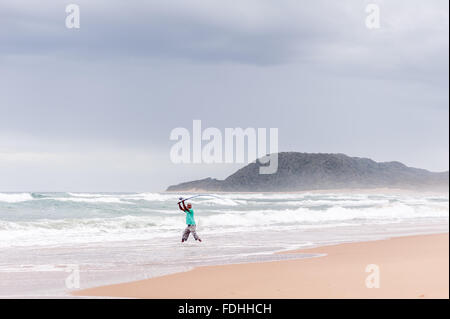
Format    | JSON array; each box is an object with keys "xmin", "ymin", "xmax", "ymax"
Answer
[
  {"xmin": 1, "ymin": 1, "xmax": 447, "ymax": 70},
  {"xmin": 0, "ymin": 1, "xmax": 448, "ymax": 191}
]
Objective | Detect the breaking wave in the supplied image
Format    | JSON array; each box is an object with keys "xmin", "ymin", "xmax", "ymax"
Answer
[
  {"xmin": 0, "ymin": 193, "xmax": 34, "ymax": 203},
  {"xmin": 0, "ymin": 193, "xmax": 447, "ymax": 247}
]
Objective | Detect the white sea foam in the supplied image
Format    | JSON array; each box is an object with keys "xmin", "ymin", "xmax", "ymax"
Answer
[
  {"xmin": 68, "ymin": 192, "xmax": 178, "ymax": 202},
  {"xmin": 0, "ymin": 193, "xmax": 34, "ymax": 203},
  {"xmin": 55, "ymin": 197, "xmax": 131, "ymax": 204},
  {"xmin": 199, "ymin": 203, "xmax": 448, "ymax": 227},
  {"xmin": 0, "ymin": 194, "xmax": 447, "ymax": 248}
]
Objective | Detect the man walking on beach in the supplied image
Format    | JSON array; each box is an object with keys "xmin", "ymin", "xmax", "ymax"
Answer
[{"xmin": 178, "ymin": 200, "xmax": 202, "ymax": 243}]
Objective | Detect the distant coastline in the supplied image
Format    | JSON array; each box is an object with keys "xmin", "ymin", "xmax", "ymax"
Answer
[
  {"xmin": 167, "ymin": 152, "xmax": 449, "ymax": 192},
  {"xmin": 165, "ymin": 187, "xmax": 449, "ymax": 195}
]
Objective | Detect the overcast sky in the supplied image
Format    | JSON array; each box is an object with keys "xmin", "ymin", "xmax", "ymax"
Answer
[{"xmin": 0, "ymin": 0, "xmax": 448, "ymax": 192}]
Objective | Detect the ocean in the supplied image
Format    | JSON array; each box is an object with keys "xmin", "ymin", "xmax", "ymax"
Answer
[{"xmin": 0, "ymin": 191, "xmax": 448, "ymax": 297}]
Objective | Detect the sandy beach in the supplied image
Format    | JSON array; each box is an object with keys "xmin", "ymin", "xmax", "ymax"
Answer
[{"xmin": 73, "ymin": 233, "xmax": 449, "ymax": 299}]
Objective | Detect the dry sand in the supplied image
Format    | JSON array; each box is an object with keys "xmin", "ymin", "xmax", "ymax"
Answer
[{"xmin": 73, "ymin": 233, "xmax": 449, "ymax": 299}]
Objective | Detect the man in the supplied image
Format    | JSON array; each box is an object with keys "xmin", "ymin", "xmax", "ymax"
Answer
[{"xmin": 178, "ymin": 200, "xmax": 202, "ymax": 243}]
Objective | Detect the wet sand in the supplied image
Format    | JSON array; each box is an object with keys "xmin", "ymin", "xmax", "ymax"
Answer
[{"xmin": 73, "ymin": 233, "xmax": 449, "ymax": 299}]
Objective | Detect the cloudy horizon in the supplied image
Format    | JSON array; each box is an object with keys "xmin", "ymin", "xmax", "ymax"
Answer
[{"xmin": 0, "ymin": 0, "xmax": 448, "ymax": 192}]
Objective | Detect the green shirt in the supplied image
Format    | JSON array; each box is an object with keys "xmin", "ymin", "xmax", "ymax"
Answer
[{"xmin": 185, "ymin": 209, "xmax": 196, "ymax": 225}]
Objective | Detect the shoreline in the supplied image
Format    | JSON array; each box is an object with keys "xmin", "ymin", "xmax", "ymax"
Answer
[{"xmin": 73, "ymin": 232, "xmax": 449, "ymax": 299}]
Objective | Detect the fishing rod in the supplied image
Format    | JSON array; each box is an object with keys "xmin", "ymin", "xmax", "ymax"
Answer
[{"xmin": 177, "ymin": 194, "xmax": 221, "ymax": 204}]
